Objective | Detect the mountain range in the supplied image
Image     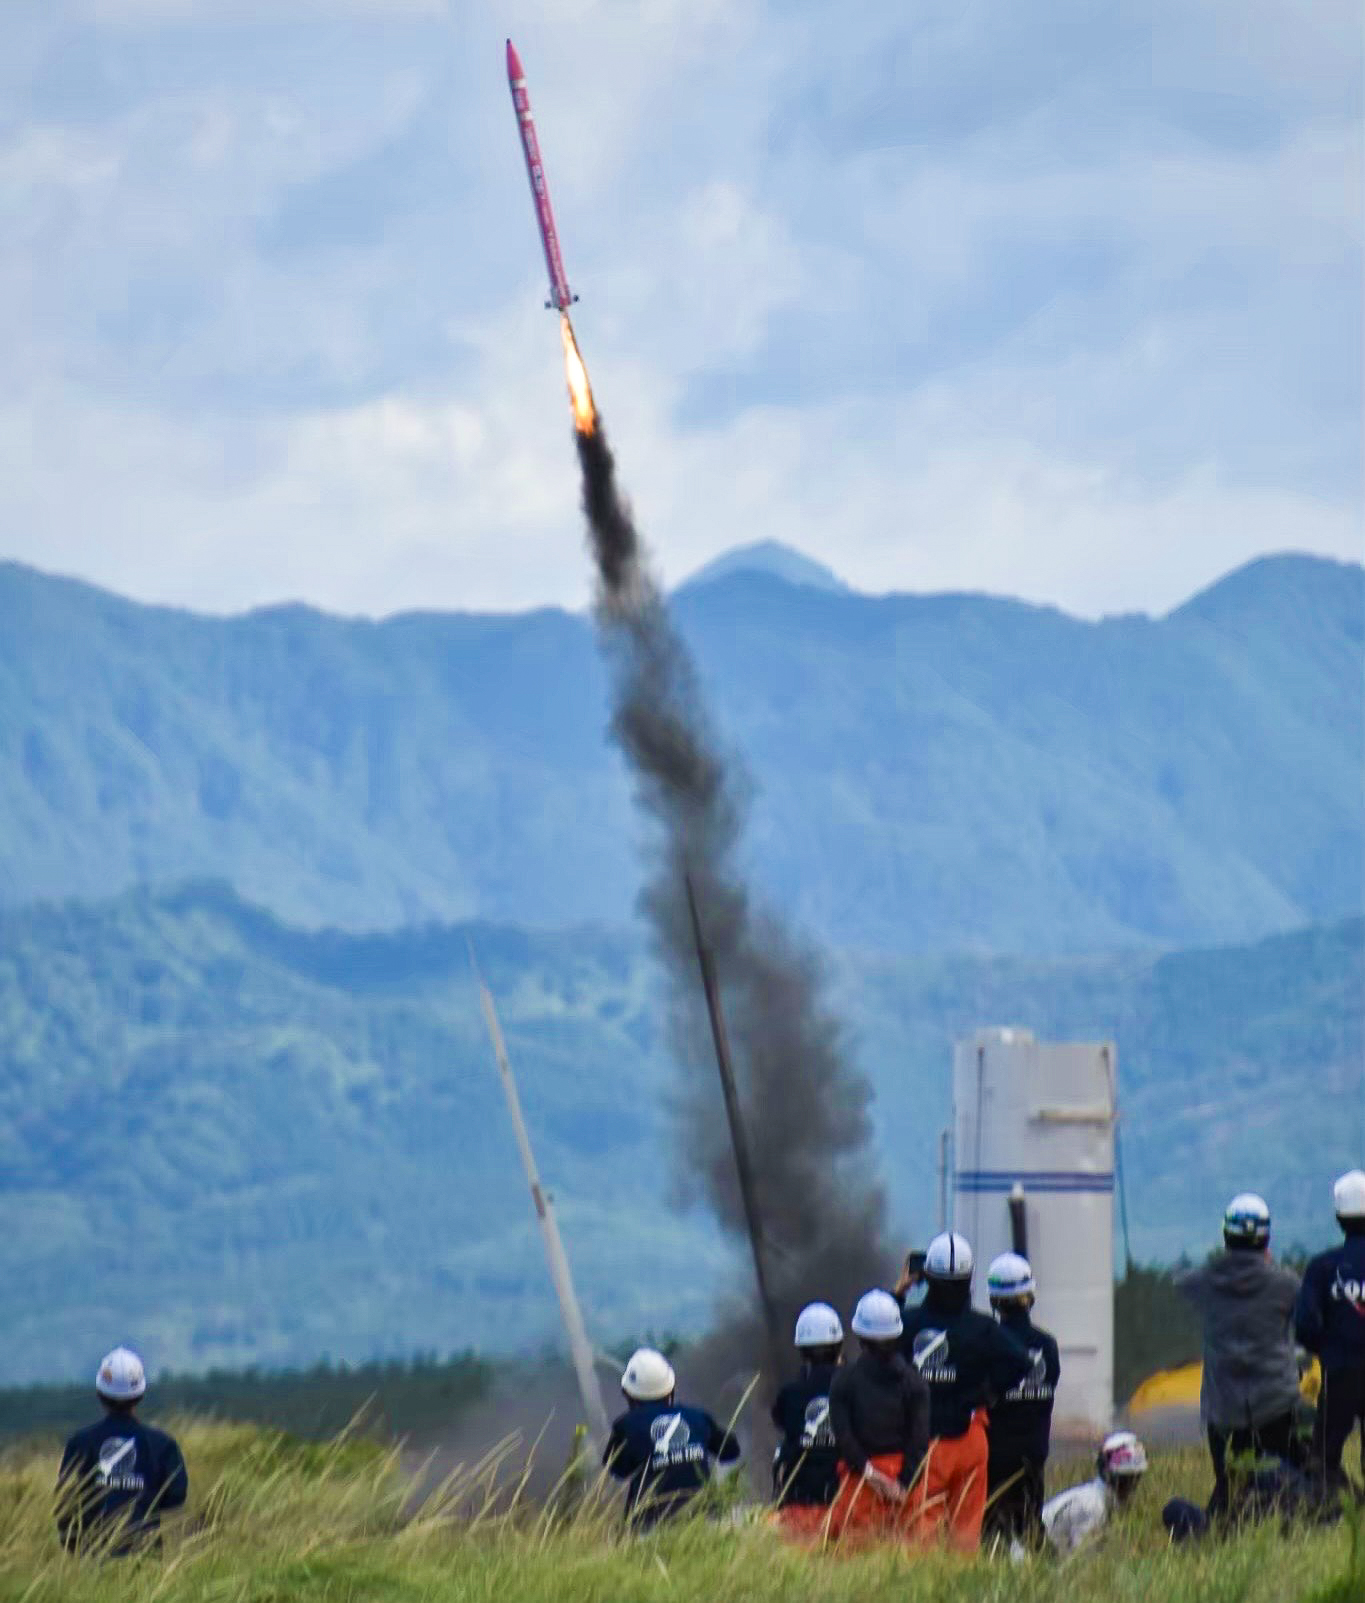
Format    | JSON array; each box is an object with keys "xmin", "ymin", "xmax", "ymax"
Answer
[
  {"xmin": 1, "ymin": 881, "xmax": 1359, "ymax": 1384},
  {"xmin": 1, "ymin": 551, "xmax": 1359, "ymax": 953},
  {"xmin": 0, "ymin": 548, "xmax": 1360, "ymax": 1385}
]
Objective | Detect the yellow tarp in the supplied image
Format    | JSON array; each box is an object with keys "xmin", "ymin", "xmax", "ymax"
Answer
[
  {"xmin": 1128, "ymin": 1358, "xmax": 1321, "ymax": 1415},
  {"xmin": 1128, "ymin": 1361, "xmax": 1202, "ymax": 1414}
]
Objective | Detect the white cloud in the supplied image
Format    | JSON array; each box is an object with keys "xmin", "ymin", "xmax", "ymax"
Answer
[{"xmin": 0, "ymin": 0, "xmax": 1359, "ymax": 619}]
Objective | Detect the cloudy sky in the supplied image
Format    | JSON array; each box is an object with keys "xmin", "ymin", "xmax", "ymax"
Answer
[{"xmin": 1, "ymin": 0, "xmax": 1360, "ymax": 618}]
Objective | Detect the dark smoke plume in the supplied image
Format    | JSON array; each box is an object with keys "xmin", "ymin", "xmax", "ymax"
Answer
[{"xmin": 576, "ymin": 424, "xmax": 891, "ymax": 1393}]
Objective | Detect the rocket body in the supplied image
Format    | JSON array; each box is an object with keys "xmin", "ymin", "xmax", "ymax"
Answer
[{"xmin": 506, "ymin": 39, "xmax": 576, "ymax": 312}]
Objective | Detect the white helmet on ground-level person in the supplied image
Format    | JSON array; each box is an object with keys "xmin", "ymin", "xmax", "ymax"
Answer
[
  {"xmin": 1098, "ymin": 1430, "xmax": 1148, "ymax": 1499},
  {"xmin": 1334, "ymin": 1170, "xmax": 1365, "ymax": 1222},
  {"xmin": 1223, "ymin": 1192, "xmax": 1271, "ymax": 1250},
  {"xmin": 95, "ymin": 1347, "xmax": 147, "ymax": 1403},
  {"xmin": 924, "ymin": 1232, "xmax": 974, "ymax": 1282},
  {"xmin": 850, "ymin": 1289, "xmax": 903, "ymax": 1342},
  {"xmin": 987, "ymin": 1251, "xmax": 1036, "ymax": 1305},
  {"xmin": 621, "ymin": 1347, "xmax": 676, "ymax": 1402},
  {"xmin": 794, "ymin": 1302, "xmax": 844, "ymax": 1349}
]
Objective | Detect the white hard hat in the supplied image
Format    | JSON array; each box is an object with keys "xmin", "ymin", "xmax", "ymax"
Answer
[
  {"xmin": 1223, "ymin": 1193, "xmax": 1271, "ymax": 1247},
  {"xmin": 1334, "ymin": 1170, "xmax": 1365, "ymax": 1220},
  {"xmin": 95, "ymin": 1347, "xmax": 146, "ymax": 1402},
  {"xmin": 851, "ymin": 1289, "xmax": 903, "ymax": 1341},
  {"xmin": 621, "ymin": 1347, "xmax": 676, "ymax": 1402},
  {"xmin": 987, "ymin": 1252, "xmax": 1035, "ymax": 1299},
  {"xmin": 925, "ymin": 1232, "xmax": 974, "ymax": 1281},
  {"xmin": 794, "ymin": 1302, "xmax": 844, "ymax": 1348},
  {"xmin": 1099, "ymin": 1430, "xmax": 1148, "ymax": 1478}
]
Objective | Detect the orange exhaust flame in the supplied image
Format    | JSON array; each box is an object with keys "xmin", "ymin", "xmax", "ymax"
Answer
[{"xmin": 560, "ymin": 313, "xmax": 596, "ymax": 435}]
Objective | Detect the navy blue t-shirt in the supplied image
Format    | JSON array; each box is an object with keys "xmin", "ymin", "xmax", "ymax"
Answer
[
  {"xmin": 604, "ymin": 1400, "xmax": 740, "ymax": 1526},
  {"xmin": 57, "ymin": 1413, "xmax": 188, "ymax": 1552},
  {"xmin": 771, "ymin": 1362, "xmax": 841, "ymax": 1507},
  {"xmin": 1295, "ymin": 1236, "xmax": 1365, "ymax": 1369},
  {"xmin": 987, "ymin": 1312, "xmax": 1060, "ymax": 1467},
  {"xmin": 900, "ymin": 1300, "xmax": 1032, "ymax": 1439}
]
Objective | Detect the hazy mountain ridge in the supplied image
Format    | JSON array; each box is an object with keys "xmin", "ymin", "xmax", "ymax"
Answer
[
  {"xmin": 0, "ymin": 552, "xmax": 1359, "ymax": 951},
  {"xmin": 1, "ymin": 881, "xmax": 1358, "ymax": 1383}
]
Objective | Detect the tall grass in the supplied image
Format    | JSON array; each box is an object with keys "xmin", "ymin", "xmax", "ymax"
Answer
[{"xmin": 0, "ymin": 1418, "xmax": 1356, "ymax": 1602}]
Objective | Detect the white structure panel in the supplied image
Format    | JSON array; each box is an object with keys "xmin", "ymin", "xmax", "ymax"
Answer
[{"xmin": 953, "ymin": 1029, "xmax": 1114, "ymax": 1434}]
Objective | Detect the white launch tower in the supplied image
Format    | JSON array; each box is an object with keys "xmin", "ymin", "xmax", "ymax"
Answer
[{"xmin": 952, "ymin": 1028, "xmax": 1116, "ymax": 1435}]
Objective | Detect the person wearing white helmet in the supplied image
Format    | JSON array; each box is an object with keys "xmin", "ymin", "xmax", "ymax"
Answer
[
  {"xmin": 1294, "ymin": 1170, "xmax": 1365, "ymax": 1492},
  {"xmin": 602, "ymin": 1347, "xmax": 740, "ymax": 1527},
  {"xmin": 1041, "ymin": 1430, "xmax": 1147, "ymax": 1555},
  {"xmin": 983, "ymin": 1253, "xmax": 1060, "ymax": 1549},
  {"xmin": 55, "ymin": 1347, "xmax": 187, "ymax": 1554},
  {"xmin": 1175, "ymin": 1192, "xmax": 1305, "ymax": 1513},
  {"xmin": 899, "ymin": 1232, "xmax": 1032, "ymax": 1552},
  {"xmin": 825, "ymin": 1289, "xmax": 930, "ymax": 1542},
  {"xmin": 770, "ymin": 1302, "xmax": 844, "ymax": 1533}
]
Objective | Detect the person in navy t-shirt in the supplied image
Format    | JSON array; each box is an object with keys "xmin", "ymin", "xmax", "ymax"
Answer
[
  {"xmin": 1295, "ymin": 1171, "xmax": 1365, "ymax": 1493},
  {"xmin": 603, "ymin": 1347, "xmax": 740, "ymax": 1527},
  {"xmin": 56, "ymin": 1347, "xmax": 188, "ymax": 1555}
]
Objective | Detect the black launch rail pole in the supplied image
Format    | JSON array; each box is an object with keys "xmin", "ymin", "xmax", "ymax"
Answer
[{"xmin": 684, "ymin": 871, "xmax": 785, "ymax": 1384}]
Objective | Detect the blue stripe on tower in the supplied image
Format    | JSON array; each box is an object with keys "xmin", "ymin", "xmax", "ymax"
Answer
[{"xmin": 955, "ymin": 1170, "xmax": 1114, "ymax": 1193}]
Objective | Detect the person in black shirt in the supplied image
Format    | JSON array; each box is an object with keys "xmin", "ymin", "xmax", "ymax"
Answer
[
  {"xmin": 827, "ymin": 1289, "xmax": 931, "ymax": 1543},
  {"xmin": 56, "ymin": 1346, "xmax": 187, "ymax": 1555},
  {"xmin": 1295, "ymin": 1170, "xmax": 1365, "ymax": 1494},
  {"xmin": 982, "ymin": 1253, "xmax": 1060, "ymax": 1549},
  {"xmin": 771, "ymin": 1301, "xmax": 844, "ymax": 1535},
  {"xmin": 603, "ymin": 1347, "xmax": 740, "ymax": 1528},
  {"xmin": 900, "ymin": 1232, "xmax": 1031, "ymax": 1551}
]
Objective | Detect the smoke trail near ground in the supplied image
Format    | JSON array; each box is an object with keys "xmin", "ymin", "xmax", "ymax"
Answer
[{"xmin": 575, "ymin": 422, "xmax": 891, "ymax": 1390}]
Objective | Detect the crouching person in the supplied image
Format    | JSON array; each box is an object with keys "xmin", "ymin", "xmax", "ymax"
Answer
[
  {"xmin": 826, "ymin": 1290, "xmax": 930, "ymax": 1544},
  {"xmin": 56, "ymin": 1347, "xmax": 187, "ymax": 1556},
  {"xmin": 1041, "ymin": 1431, "xmax": 1147, "ymax": 1555},
  {"xmin": 771, "ymin": 1302, "xmax": 844, "ymax": 1539},
  {"xmin": 604, "ymin": 1348, "xmax": 740, "ymax": 1528}
]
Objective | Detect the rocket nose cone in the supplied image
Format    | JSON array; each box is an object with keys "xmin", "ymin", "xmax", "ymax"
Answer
[{"xmin": 506, "ymin": 39, "xmax": 523, "ymax": 80}]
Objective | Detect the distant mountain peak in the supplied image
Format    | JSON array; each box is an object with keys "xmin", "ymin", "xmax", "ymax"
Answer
[{"xmin": 679, "ymin": 541, "xmax": 849, "ymax": 595}]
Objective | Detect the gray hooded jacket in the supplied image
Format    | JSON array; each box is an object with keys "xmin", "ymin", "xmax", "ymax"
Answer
[{"xmin": 1175, "ymin": 1252, "xmax": 1301, "ymax": 1429}]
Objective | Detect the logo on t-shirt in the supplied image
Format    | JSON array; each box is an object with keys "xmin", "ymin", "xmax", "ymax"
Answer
[
  {"xmin": 1006, "ymin": 1347, "xmax": 1054, "ymax": 1402},
  {"xmin": 649, "ymin": 1412, "xmax": 703, "ymax": 1466},
  {"xmin": 1330, "ymin": 1271, "xmax": 1365, "ymax": 1316},
  {"xmin": 912, "ymin": 1328, "xmax": 956, "ymax": 1383},
  {"xmin": 801, "ymin": 1396, "xmax": 835, "ymax": 1450},
  {"xmin": 96, "ymin": 1437, "xmax": 144, "ymax": 1492}
]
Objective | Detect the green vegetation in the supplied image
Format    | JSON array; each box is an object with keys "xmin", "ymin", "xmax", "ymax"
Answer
[
  {"xmin": 0, "ymin": 1268, "xmax": 1205, "ymax": 1456},
  {"xmin": 0, "ymin": 552, "xmax": 1359, "ymax": 951},
  {"xmin": 0, "ymin": 1419, "xmax": 1358, "ymax": 1603},
  {"xmin": 0, "ymin": 1354, "xmax": 491, "ymax": 1448},
  {"xmin": 0, "ymin": 1267, "xmax": 1237, "ymax": 1448},
  {"xmin": 1, "ymin": 880, "xmax": 1358, "ymax": 1382}
]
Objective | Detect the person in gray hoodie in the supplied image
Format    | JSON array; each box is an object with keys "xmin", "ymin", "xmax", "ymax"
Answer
[{"xmin": 1176, "ymin": 1193, "xmax": 1306, "ymax": 1515}]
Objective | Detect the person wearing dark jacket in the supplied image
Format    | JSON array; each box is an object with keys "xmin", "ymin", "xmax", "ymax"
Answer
[
  {"xmin": 603, "ymin": 1347, "xmax": 740, "ymax": 1528},
  {"xmin": 827, "ymin": 1289, "xmax": 931, "ymax": 1543},
  {"xmin": 982, "ymin": 1253, "xmax": 1060, "ymax": 1548},
  {"xmin": 1176, "ymin": 1192, "xmax": 1305, "ymax": 1513},
  {"xmin": 771, "ymin": 1302, "xmax": 844, "ymax": 1535},
  {"xmin": 1295, "ymin": 1170, "xmax": 1365, "ymax": 1494},
  {"xmin": 900, "ymin": 1232, "xmax": 1032, "ymax": 1551},
  {"xmin": 56, "ymin": 1347, "xmax": 187, "ymax": 1555}
]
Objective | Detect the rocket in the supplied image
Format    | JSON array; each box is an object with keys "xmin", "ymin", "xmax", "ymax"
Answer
[{"xmin": 506, "ymin": 39, "xmax": 577, "ymax": 312}]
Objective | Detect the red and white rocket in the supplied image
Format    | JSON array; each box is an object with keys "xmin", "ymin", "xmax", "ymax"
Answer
[{"xmin": 506, "ymin": 39, "xmax": 577, "ymax": 313}]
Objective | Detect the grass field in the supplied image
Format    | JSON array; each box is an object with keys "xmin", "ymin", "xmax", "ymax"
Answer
[{"xmin": 0, "ymin": 1419, "xmax": 1358, "ymax": 1603}]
